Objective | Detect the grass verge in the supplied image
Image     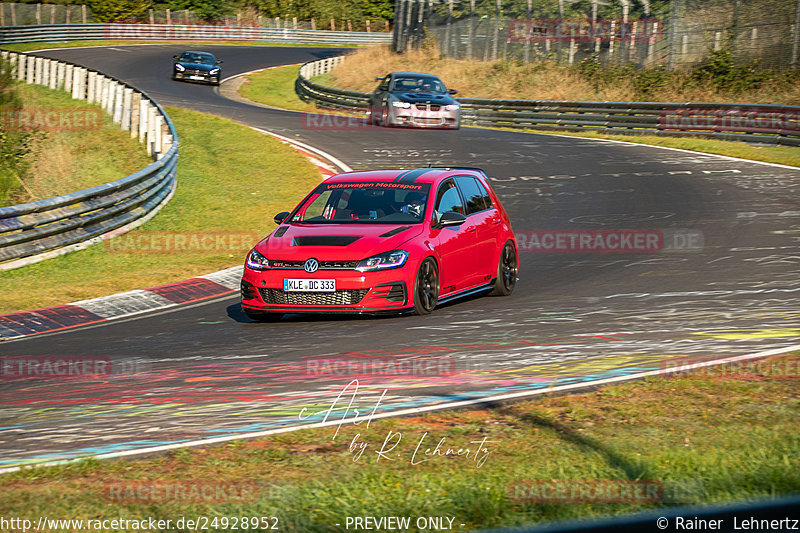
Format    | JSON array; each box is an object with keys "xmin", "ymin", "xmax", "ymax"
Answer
[
  {"xmin": 240, "ymin": 63, "xmax": 800, "ymax": 168},
  {"xmin": 1, "ymin": 83, "xmax": 152, "ymax": 206},
  {"xmin": 2, "ymin": 352, "xmax": 798, "ymax": 532},
  {"xmin": 0, "ymin": 107, "xmax": 321, "ymax": 314}
]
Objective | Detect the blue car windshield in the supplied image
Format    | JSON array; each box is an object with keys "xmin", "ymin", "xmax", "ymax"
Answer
[
  {"xmin": 179, "ymin": 53, "xmax": 215, "ymax": 65},
  {"xmin": 291, "ymin": 182, "xmax": 432, "ymax": 224},
  {"xmin": 390, "ymin": 76, "xmax": 446, "ymax": 93}
]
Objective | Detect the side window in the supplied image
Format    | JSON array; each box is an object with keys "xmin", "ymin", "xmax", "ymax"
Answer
[
  {"xmin": 433, "ymin": 180, "xmax": 464, "ymax": 223},
  {"xmin": 476, "ymin": 178, "xmax": 494, "ymax": 209},
  {"xmin": 454, "ymin": 176, "xmax": 488, "ymax": 214}
]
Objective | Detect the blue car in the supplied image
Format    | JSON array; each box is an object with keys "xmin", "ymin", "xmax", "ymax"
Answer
[{"xmin": 172, "ymin": 51, "xmax": 222, "ymax": 85}]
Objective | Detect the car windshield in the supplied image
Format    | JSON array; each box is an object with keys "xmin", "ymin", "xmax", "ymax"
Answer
[
  {"xmin": 290, "ymin": 182, "xmax": 432, "ymax": 224},
  {"xmin": 179, "ymin": 53, "xmax": 215, "ymax": 65},
  {"xmin": 390, "ymin": 76, "xmax": 446, "ymax": 93}
]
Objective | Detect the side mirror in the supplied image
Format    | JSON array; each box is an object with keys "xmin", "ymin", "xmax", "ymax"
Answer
[
  {"xmin": 173, "ymin": 55, "xmax": 179, "ymax": 60},
  {"xmin": 448, "ymin": 88, "xmax": 458, "ymax": 95},
  {"xmin": 274, "ymin": 211, "xmax": 290, "ymax": 224},
  {"xmin": 216, "ymin": 59, "xmax": 223, "ymax": 64},
  {"xmin": 375, "ymin": 76, "xmax": 385, "ymax": 81},
  {"xmin": 437, "ymin": 211, "xmax": 466, "ymax": 228}
]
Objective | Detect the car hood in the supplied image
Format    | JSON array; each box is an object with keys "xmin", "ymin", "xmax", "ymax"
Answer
[
  {"xmin": 391, "ymin": 92, "xmax": 458, "ymax": 105},
  {"xmin": 176, "ymin": 62, "xmax": 217, "ymax": 71},
  {"xmin": 255, "ymin": 223, "xmax": 423, "ymax": 261}
]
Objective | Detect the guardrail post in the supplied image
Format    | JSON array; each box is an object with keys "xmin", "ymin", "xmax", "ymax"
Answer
[
  {"xmin": 41, "ymin": 58, "xmax": 50, "ymax": 87},
  {"xmin": 147, "ymin": 104, "xmax": 157, "ymax": 156},
  {"xmin": 34, "ymin": 57, "xmax": 43, "ymax": 85},
  {"xmin": 153, "ymin": 113, "xmax": 163, "ymax": 158},
  {"xmin": 113, "ymin": 83, "xmax": 124, "ymax": 124},
  {"xmin": 16, "ymin": 55, "xmax": 26, "ymax": 81},
  {"xmin": 102, "ymin": 78, "xmax": 112, "ymax": 113},
  {"xmin": 86, "ymin": 71, "xmax": 97, "ymax": 102},
  {"xmin": 131, "ymin": 93, "xmax": 142, "ymax": 138},
  {"xmin": 139, "ymin": 99, "xmax": 149, "ymax": 144},
  {"xmin": 160, "ymin": 121, "xmax": 170, "ymax": 154},
  {"xmin": 94, "ymin": 73, "xmax": 104, "ymax": 104},
  {"xmin": 122, "ymin": 88, "xmax": 133, "ymax": 131},
  {"xmin": 48, "ymin": 60, "xmax": 58, "ymax": 89},
  {"xmin": 71, "ymin": 67, "xmax": 84, "ymax": 99},
  {"xmin": 26, "ymin": 57, "xmax": 35, "ymax": 84},
  {"xmin": 64, "ymin": 64, "xmax": 74, "ymax": 93},
  {"xmin": 56, "ymin": 61, "xmax": 65, "ymax": 89}
]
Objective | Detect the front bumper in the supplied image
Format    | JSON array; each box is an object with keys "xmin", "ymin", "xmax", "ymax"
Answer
[
  {"xmin": 241, "ymin": 267, "xmax": 412, "ymax": 314},
  {"xmin": 391, "ymin": 108, "xmax": 460, "ymax": 128},
  {"xmin": 174, "ymin": 69, "xmax": 219, "ymax": 84}
]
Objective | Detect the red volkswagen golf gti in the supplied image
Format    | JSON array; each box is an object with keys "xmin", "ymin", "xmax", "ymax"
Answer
[{"xmin": 240, "ymin": 167, "xmax": 518, "ymax": 320}]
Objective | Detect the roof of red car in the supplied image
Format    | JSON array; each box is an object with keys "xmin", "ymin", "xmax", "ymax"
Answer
[{"xmin": 326, "ymin": 168, "xmax": 484, "ymax": 184}]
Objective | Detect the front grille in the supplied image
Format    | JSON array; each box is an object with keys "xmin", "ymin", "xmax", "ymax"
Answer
[
  {"xmin": 259, "ymin": 288, "xmax": 368, "ymax": 306},
  {"xmin": 185, "ymin": 69, "xmax": 207, "ymax": 76},
  {"xmin": 267, "ymin": 260, "xmax": 358, "ymax": 269},
  {"xmin": 413, "ymin": 104, "xmax": 442, "ymax": 112},
  {"xmin": 416, "ymin": 117, "xmax": 442, "ymax": 124}
]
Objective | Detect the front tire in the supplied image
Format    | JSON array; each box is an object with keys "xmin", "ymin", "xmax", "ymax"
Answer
[
  {"xmin": 489, "ymin": 241, "xmax": 518, "ymax": 296},
  {"xmin": 413, "ymin": 258, "xmax": 439, "ymax": 315}
]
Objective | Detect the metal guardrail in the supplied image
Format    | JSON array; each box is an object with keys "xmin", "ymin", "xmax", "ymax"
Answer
[
  {"xmin": 0, "ymin": 50, "xmax": 178, "ymax": 270},
  {"xmin": 296, "ymin": 56, "xmax": 800, "ymax": 147},
  {"xmin": 0, "ymin": 23, "xmax": 393, "ymax": 46}
]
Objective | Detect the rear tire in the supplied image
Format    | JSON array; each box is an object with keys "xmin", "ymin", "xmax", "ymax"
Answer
[
  {"xmin": 489, "ymin": 241, "xmax": 518, "ymax": 296},
  {"xmin": 413, "ymin": 258, "xmax": 439, "ymax": 315}
]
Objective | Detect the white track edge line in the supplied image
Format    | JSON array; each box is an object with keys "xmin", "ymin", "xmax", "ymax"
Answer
[{"xmin": 2, "ymin": 343, "xmax": 798, "ymax": 474}]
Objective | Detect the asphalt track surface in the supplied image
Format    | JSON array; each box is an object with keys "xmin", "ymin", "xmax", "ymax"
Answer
[{"xmin": 2, "ymin": 45, "xmax": 800, "ymax": 468}]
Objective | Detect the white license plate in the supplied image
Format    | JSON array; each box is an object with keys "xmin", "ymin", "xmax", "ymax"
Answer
[
  {"xmin": 189, "ymin": 75, "xmax": 205, "ymax": 80},
  {"xmin": 284, "ymin": 279, "xmax": 336, "ymax": 292}
]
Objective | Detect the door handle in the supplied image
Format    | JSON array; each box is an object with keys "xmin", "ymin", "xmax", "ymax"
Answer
[{"xmin": 467, "ymin": 226, "xmax": 476, "ymax": 232}]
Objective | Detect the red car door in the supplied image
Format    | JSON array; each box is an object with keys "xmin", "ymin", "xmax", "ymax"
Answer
[
  {"xmin": 455, "ymin": 176, "xmax": 501, "ymax": 284},
  {"xmin": 430, "ymin": 179, "xmax": 478, "ymax": 296}
]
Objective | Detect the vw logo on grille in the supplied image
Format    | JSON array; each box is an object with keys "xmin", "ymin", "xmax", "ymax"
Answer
[{"xmin": 303, "ymin": 258, "xmax": 319, "ymax": 273}]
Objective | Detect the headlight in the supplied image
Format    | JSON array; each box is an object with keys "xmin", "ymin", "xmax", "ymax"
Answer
[
  {"xmin": 444, "ymin": 104, "xmax": 460, "ymax": 111},
  {"xmin": 392, "ymin": 101, "xmax": 412, "ymax": 108},
  {"xmin": 246, "ymin": 249, "xmax": 270, "ymax": 270},
  {"xmin": 209, "ymin": 68, "xmax": 220, "ymax": 75},
  {"xmin": 175, "ymin": 64, "xmax": 185, "ymax": 72},
  {"xmin": 356, "ymin": 250, "xmax": 409, "ymax": 272}
]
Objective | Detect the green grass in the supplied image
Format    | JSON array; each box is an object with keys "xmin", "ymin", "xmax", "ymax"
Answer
[
  {"xmin": 238, "ymin": 65, "xmax": 319, "ymax": 113},
  {"xmin": 1, "ymin": 83, "xmax": 152, "ymax": 206},
  {"xmin": 3, "ymin": 353, "xmax": 798, "ymax": 532},
  {"xmin": 0, "ymin": 107, "xmax": 322, "ymax": 313}
]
